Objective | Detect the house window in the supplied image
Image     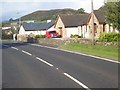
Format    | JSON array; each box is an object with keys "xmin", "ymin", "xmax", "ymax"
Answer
[
  {"xmin": 103, "ymin": 24, "xmax": 105, "ymax": 32},
  {"xmin": 89, "ymin": 26, "xmax": 92, "ymax": 33},
  {"xmin": 86, "ymin": 25, "xmax": 87, "ymax": 32},
  {"xmin": 59, "ymin": 27, "xmax": 62, "ymax": 29},
  {"xmin": 94, "ymin": 23, "xmax": 97, "ymax": 33},
  {"xmin": 81, "ymin": 26, "xmax": 82, "ymax": 31}
]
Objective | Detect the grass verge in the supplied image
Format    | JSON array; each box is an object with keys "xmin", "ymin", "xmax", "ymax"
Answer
[{"xmin": 60, "ymin": 43, "xmax": 119, "ymax": 61}]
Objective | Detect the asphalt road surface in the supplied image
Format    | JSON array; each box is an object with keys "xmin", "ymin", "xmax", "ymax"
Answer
[{"xmin": 2, "ymin": 41, "xmax": 119, "ymax": 89}]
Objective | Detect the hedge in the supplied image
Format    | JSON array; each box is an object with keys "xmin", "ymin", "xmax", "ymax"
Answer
[
  {"xmin": 99, "ymin": 32, "xmax": 120, "ymax": 42},
  {"xmin": 70, "ymin": 34, "xmax": 81, "ymax": 38},
  {"xmin": 35, "ymin": 35, "xmax": 46, "ymax": 38}
]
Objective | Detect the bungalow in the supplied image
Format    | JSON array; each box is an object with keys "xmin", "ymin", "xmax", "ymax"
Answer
[
  {"xmin": 54, "ymin": 10, "xmax": 118, "ymax": 39},
  {"xmin": 54, "ymin": 14, "xmax": 90, "ymax": 38},
  {"xmin": 19, "ymin": 22, "xmax": 54, "ymax": 35},
  {"xmin": 87, "ymin": 10, "xmax": 118, "ymax": 38}
]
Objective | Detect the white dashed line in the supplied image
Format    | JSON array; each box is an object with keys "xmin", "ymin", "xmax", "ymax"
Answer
[
  {"xmin": 4, "ymin": 43, "xmax": 90, "ymax": 89},
  {"xmin": 11, "ymin": 47, "xmax": 18, "ymax": 50},
  {"xmin": 31, "ymin": 44, "xmax": 120, "ymax": 64},
  {"xmin": 3, "ymin": 45, "xmax": 9, "ymax": 47},
  {"xmin": 56, "ymin": 68, "xmax": 59, "ymax": 70},
  {"xmin": 22, "ymin": 50, "xmax": 32, "ymax": 56},
  {"xmin": 36, "ymin": 57, "xmax": 53, "ymax": 67},
  {"xmin": 64, "ymin": 73, "xmax": 91, "ymax": 90}
]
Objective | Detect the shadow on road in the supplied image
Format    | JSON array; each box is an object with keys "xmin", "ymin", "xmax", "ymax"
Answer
[{"xmin": 1, "ymin": 41, "xmax": 36, "ymax": 50}]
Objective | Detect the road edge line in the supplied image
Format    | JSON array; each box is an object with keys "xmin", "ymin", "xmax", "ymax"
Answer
[{"xmin": 31, "ymin": 44, "xmax": 120, "ymax": 64}]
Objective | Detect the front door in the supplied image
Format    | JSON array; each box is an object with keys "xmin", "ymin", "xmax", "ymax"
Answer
[
  {"xmin": 94, "ymin": 23, "xmax": 97, "ymax": 36},
  {"xmin": 59, "ymin": 27, "xmax": 63, "ymax": 37},
  {"xmin": 60, "ymin": 29, "xmax": 63, "ymax": 37}
]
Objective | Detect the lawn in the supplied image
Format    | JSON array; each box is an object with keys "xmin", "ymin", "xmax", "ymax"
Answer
[{"xmin": 60, "ymin": 43, "xmax": 119, "ymax": 61}]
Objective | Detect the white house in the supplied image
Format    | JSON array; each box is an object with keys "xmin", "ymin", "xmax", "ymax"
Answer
[
  {"xmin": 54, "ymin": 10, "xmax": 119, "ymax": 39},
  {"xmin": 54, "ymin": 14, "xmax": 91, "ymax": 38},
  {"xmin": 19, "ymin": 22, "xmax": 54, "ymax": 35},
  {"xmin": 2, "ymin": 27, "xmax": 11, "ymax": 30}
]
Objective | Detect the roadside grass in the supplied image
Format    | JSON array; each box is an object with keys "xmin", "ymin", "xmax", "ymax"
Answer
[{"xmin": 60, "ymin": 43, "xmax": 118, "ymax": 61}]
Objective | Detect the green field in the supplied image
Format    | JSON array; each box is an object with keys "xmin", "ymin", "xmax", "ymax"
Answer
[{"xmin": 60, "ymin": 43, "xmax": 119, "ymax": 61}]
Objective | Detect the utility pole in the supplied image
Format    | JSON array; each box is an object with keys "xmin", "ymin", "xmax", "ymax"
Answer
[
  {"xmin": 91, "ymin": 0, "xmax": 95, "ymax": 45},
  {"xmin": 19, "ymin": 16, "xmax": 21, "ymax": 27},
  {"xmin": 17, "ymin": 12, "xmax": 21, "ymax": 27}
]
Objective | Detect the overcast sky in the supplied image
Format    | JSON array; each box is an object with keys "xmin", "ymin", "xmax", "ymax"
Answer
[{"xmin": 0, "ymin": 0, "xmax": 105, "ymax": 22}]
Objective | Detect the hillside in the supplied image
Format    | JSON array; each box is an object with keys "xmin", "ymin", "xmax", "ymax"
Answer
[{"xmin": 21, "ymin": 8, "xmax": 86, "ymax": 21}]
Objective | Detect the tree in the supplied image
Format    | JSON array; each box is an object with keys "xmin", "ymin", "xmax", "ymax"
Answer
[
  {"xmin": 9, "ymin": 18, "xmax": 13, "ymax": 22},
  {"xmin": 52, "ymin": 15, "xmax": 57, "ymax": 20},
  {"xmin": 77, "ymin": 8, "xmax": 85, "ymax": 14},
  {"xmin": 104, "ymin": 1, "xmax": 120, "ymax": 31}
]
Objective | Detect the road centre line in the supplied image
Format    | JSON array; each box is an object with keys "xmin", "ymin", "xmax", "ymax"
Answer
[
  {"xmin": 11, "ymin": 47, "xmax": 19, "ymax": 50},
  {"xmin": 9, "ymin": 45, "xmax": 53, "ymax": 67},
  {"xmin": 35, "ymin": 56, "xmax": 89, "ymax": 89},
  {"xmin": 22, "ymin": 50, "xmax": 32, "ymax": 56},
  {"xmin": 36, "ymin": 57, "xmax": 53, "ymax": 67},
  {"xmin": 21, "ymin": 48, "xmax": 88, "ymax": 88},
  {"xmin": 4, "ymin": 43, "xmax": 90, "ymax": 88},
  {"xmin": 64, "ymin": 73, "xmax": 91, "ymax": 90},
  {"xmin": 3, "ymin": 45, "xmax": 9, "ymax": 47},
  {"xmin": 30, "ymin": 44, "xmax": 120, "ymax": 64}
]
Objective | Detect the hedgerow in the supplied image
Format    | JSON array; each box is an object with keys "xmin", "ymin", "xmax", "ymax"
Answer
[{"xmin": 99, "ymin": 32, "xmax": 120, "ymax": 42}]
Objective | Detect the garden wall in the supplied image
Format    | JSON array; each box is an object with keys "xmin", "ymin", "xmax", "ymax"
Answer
[
  {"xmin": 37, "ymin": 38, "xmax": 119, "ymax": 46},
  {"xmin": 17, "ymin": 34, "xmax": 119, "ymax": 46}
]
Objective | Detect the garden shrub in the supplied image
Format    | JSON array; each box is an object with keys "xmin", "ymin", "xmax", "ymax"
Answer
[
  {"xmin": 2, "ymin": 34, "xmax": 13, "ymax": 40},
  {"xmin": 35, "ymin": 35, "xmax": 46, "ymax": 38},
  {"xmin": 99, "ymin": 32, "xmax": 120, "ymax": 42},
  {"xmin": 70, "ymin": 34, "xmax": 81, "ymax": 38}
]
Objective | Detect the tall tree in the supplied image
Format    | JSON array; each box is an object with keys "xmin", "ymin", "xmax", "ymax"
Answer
[
  {"xmin": 9, "ymin": 18, "xmax": 13, "ymax": 22},
  {"xmin": 104, "ymin": 1, "xmax": 120, "ymax": 31},
  {"xmin": 77, "ymin": 8, "xmax": 85, "ymax": 14}
]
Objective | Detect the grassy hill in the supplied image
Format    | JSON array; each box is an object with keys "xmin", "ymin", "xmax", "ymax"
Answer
[
  {"xmin": 2, "ymin": 7, "xmax": 106, "ymax": 26},
  {"xmin": 21, "ymin": 8, "xmax": 86, "ymax": 21}
]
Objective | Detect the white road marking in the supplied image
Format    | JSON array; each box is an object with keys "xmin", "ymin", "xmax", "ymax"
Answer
[
  {"xmin": 64, "ymin": 73, "xmax": 91, "ymax": 90},
  {"xmin": 11, "ymin": 47, "xmax": 18, "ymax": 50},
  {"xmin": 36, "ymin": 57, "xmax": 53, "ymax": 67},
  {"xmin": 31, "ymin": 44, "xmax": 120, "ymax": 64},
  {"xmin": 56, "ymin": 68, "xmax": 59, "ymax": 70},
  {"xmin": 22, "ymin": 50, "xmax": 32, "ymax": 56},
  {"xmin": 3, "ymin": 45, "xmax": 9, "ymax": 47}
]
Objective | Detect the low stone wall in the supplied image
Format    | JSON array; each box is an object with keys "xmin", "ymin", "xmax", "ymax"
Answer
[
  {"xmin": 17, "ymin": 35, "xmax": 119, "ymax": 46},
  {"xmin": 37, "ymin": 38, "xmax": 119, "ymax": 46},
  {"xmin": 63, "ymin": 38, "xmax": 91, "ymax": 45},
  {"xmin": 37, "ymin": 38, "xmax": 64, "ymax": 47},
  {"xmin": 96, "ymin": 41, "xmax": 119, "ymax": 46},
  {"xmin": 17, "ymin": 34, "xmax": 28, "ymax": 42},
  {"xmin": 17, "ymin": 34, "xmax": 36, "ymax": 43}
]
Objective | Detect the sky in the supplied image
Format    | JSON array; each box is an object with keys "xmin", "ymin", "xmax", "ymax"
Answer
[{"xmin": 0, "ymin": 0, "xmax": 105, "ymax": 22}]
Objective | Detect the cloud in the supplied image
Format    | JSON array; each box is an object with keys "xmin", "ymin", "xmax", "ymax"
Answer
[
  {"xmin": 1, "ymin": 2, "xmax": 43, "ymax": 21},
  {"xmin": 1, "ymin": 2, "xmax": 42, "ymax": 16},
  {"xmin": 0, "ymin": 0, "xmax": 104, "ymax": 21},
  {"xmin": 70, "ymin": 0, "xmax": 104, "ymax": 12},
  {"xmin": 1, "ymin": 0, "xmax": 76, "ymax": 2}
]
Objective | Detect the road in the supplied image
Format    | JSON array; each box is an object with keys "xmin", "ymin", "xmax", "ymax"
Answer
[{"xmin": 2, "ymin": 41, "xmax": 119, "ymax": 89}]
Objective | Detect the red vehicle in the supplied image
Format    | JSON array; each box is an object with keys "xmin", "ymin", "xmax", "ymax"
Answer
[{"xmin": 46, "ymin": 31, "xmax": 58, "ymax": 38}]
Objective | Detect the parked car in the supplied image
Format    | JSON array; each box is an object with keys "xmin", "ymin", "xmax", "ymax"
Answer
[{"xmin": 46, "ymin": 31, "xmax": 58, "ymax": 38}]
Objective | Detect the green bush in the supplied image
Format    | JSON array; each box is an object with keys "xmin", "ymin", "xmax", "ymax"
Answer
[
  {"xmin": 2, "ymin": 34, "xmax": 13, "ymax": 40},
  {"xmin": 70, "ymin": 34, "xmax": 81, "ymax": 38},
  {"xmin": 99, "ymin": 32, "xmax": 120, "ymax": 42},
  {"xmin": 35, "ymin": 35, "xmax": 46, "ymax": 38}
]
